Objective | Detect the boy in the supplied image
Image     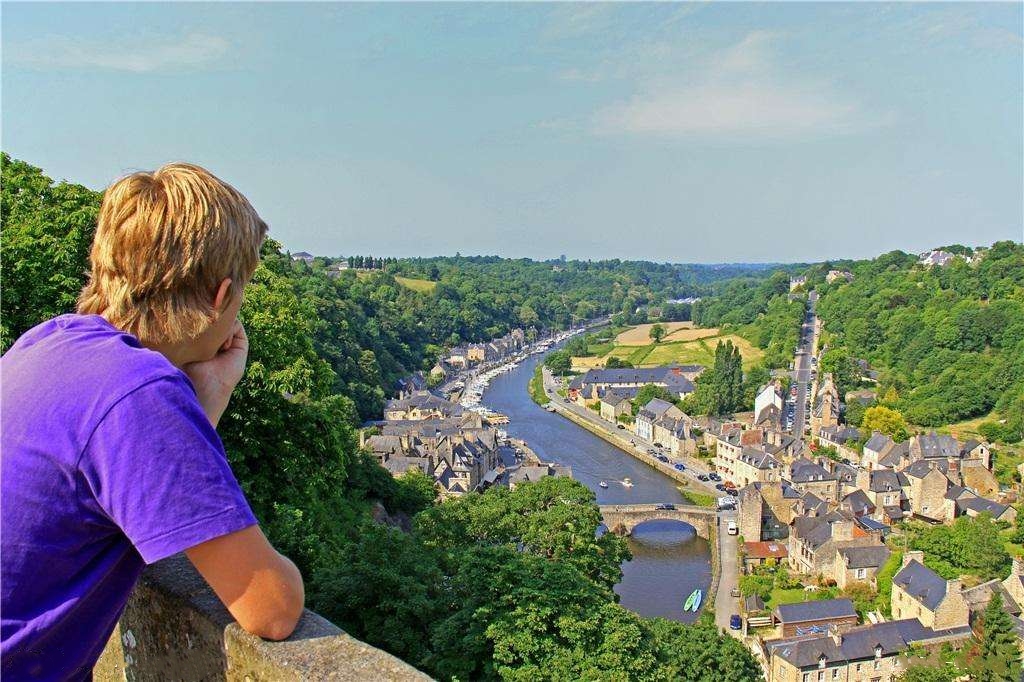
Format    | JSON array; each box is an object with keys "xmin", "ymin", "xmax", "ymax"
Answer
[{"xmin": 1, "ymin": 163, "xmax": 305, "ymax": 680}]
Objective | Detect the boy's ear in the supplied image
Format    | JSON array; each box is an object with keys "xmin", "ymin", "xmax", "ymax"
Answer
[{"xmin": 213, "ymin": 278, "xmax": 233, "ymax": 314}]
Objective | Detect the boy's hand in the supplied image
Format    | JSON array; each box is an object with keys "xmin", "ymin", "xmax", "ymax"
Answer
[{"xmin": 183, "ymin": 319, "xmax": 249, "ymax": 428}]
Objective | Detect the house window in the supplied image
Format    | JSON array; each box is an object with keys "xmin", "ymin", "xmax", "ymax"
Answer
[
  {"xmin": 803, "ymin": 674, "xmax": 809, "ymax": 682},
  {"xmin": 856, "ymin": 568, "xmax": 866, "ymax": 579},
  {"xmin": 818, "ymin": 672, "xmax": 824, "ymax": 681},
  {"xmin": 832, "ymin": 669, "xmax": 839, "ymax": 679}
]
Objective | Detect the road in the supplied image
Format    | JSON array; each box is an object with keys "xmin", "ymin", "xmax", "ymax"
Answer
[
  {"xmin": 787, "ymin": 291, "xmax": 818, "ymax": 447},
  {"xmin": 714, "ymin": 507, "xmax": 741, "ymax": 636},
  {"xmin": 540, "ymin": 367, "xmax": 722, "ymax": 498}
]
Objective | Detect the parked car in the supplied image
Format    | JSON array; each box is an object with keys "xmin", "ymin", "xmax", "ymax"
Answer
[
  {"xmin": 697, "ymin": 473, "xmax": 710, "ymax": 481},
  {"xmin": 654, "ymin": 503, "xmax": 676, "ymax": 510},
  {"xmin": 715, "ymin": 483, "xmax": 727, "ymax": 492},
  {"xmin": 727, "ymin": 520, "xmax": 738, "ymax": 535},
  {"xmin": 730, "ymin": 615, "xmax": 742, "ymax": 630},
  {"xmin": 656, "ymin": 455, "xmax": 669, "ymax": 463},
  {"xmin": 730, "ymin": 587, "xmax": 741, "ymax": 598},
  {"xmin": 616, "ymin": 424, "xmax": 625, "ymax": 430},
  {"xmin": 674, "ymin": 463, "xmax": 686, "ymax": 471},
  {"xmin": 708, "ymin": 473, "xmax": 722, "ymax": 481}
]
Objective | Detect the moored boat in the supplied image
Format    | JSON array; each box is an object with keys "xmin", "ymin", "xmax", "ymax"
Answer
[
  {"xmin": 599, "ymin": 481, "xmax": 609, "ymax": 488},
  {"xmin": 683, "ymin": 589, "xmax": 702, "ymax": 612},
  {"xmin": 621, "ymin": 477, "xmax": 633, "ymax": 488}
]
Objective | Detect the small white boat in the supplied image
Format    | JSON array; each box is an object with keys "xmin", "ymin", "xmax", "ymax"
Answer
[
  {"xmin": 621, "ymin": 478, "xmax": 633, "ymax": 488},
  {"xmin": 599, "ymin": 481, "xmax": 609, "ymax": 488}
]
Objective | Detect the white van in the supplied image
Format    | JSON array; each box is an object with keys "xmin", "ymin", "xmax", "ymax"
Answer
[{"xmin": 727, "ymin": 520, "xmax": 738, "ymax": 535}]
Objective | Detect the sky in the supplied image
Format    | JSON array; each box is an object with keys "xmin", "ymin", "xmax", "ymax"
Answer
[{"xmin": 3, "ymin": 2, "xmax": 1022, "ymax": 263}]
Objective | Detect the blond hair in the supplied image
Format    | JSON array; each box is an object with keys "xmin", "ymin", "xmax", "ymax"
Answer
[{"xmin": 78, "ymin": 163, "xmax": 267, "ymax": 345}]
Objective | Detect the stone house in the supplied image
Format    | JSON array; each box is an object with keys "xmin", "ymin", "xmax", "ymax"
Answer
[
  {"xmin": 636, "ymin": 398, "xmax": 684, "ymax": 442},
  {"xmin": 826, "ymin": 270, "xmax": 854, "ymax": 284},
  {"xmin": 765, "ymin": 618, "xmax": 972, "ymax": 682},
  {"xmin": 902, "ymin": 460, "xmax": 954, "ymax": 522},
  {"xmin": 653, "ymin": 415, "xmax": 696, "ymax": 455},
  {"xmin": 833, "ymin": 545, "xmax": 891, "ymax": 589},
  {"xmin": 599, "ymin": 390, "xmax": 633, "ymax": 424},
  {"xmin": 737, "ymin": 481, "xmax": 802, "ymax": 542},
  {"xmin": 891, "ymin": 552, "xmax": 969, "ymax": 630},
  {"xmin": 727, "ymin": 446, "xmax": 784, "ymax": 488},
  {"xmin": 789, "ymin": 458, "xmax": 839, "ymax": 502},
  {"xmin": 788, "ymin": 512, "xmax": 883, "ymax": 577},
  {"xmin": 743, "ymin": 540, "xmax": 790, "ymax": 573},
  {"xmin": 384, "ymin": 391, "xmax": 464, "ymax": 421},
  {"xmin": 773, "ymin": 599, "xmax": 858, "ymax": 638},
  {"xmin": 817, "ymin": 425, "xmax": 862, "ymax": 463},
  {"xmin": 810, "ymin": 374, "xmax": 840, "ymax": 433}
]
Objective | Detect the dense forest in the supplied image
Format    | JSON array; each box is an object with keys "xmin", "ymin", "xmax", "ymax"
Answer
[
  {"xmin": 1, "ymin": 155, "xmax": 761, "ymax": 680},
  {"xmin": 811, "ymin": 245, "xmax": 1024, "ymax": 442}
]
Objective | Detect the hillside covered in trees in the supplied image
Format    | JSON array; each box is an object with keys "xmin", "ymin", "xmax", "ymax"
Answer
[
  {"xmin": 0, "ymin": 155, "xmax": 762, "ymax": 680},
  {"xmin": 812, "ymin": 245, "xmax": 1024, "ymax": 442}
]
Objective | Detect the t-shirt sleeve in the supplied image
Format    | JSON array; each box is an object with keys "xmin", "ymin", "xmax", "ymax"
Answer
[{"xmin": 79, "ymin": 374, "xmax": 258, "ymax": 564}]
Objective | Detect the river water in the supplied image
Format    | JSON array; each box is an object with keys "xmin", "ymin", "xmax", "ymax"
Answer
[{"xmin": 482, "ymin": 350, "xmax": 711, "ymax": 623}]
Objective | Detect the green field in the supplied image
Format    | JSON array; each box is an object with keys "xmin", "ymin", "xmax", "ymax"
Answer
[
  {"xmin": 577, "ymin": 332, "xmax": 764, "ymax": 371},
  {"xmin": 394, "ymin": 276, "xmax": 437, "ymax": 293}
]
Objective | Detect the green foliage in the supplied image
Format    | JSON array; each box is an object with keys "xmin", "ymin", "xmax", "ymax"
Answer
[
  {"xmin": 682, "ymin": 340, "xmax": 745, "ymax": 415},
  {"xmin": 605, "ymin": 356, "xmax": 634, "ymax": 369},
  {"xmin": 815, "ymin": 244, "xmax": 1024, "ymax": 427},
  {"xmin": 0, "ymin": 153, "xmax": 101, "ymax": 351},
  {"xmin": 875, "ymin": 550, "xmax": 903, "ymax": 617},
  {"xmin": 972, "ymin": 592, "xmax": 1023, "ymax": 682},
  {"xmin": 861, "ymin": 405, "xmax": 910, "ymax": 442},
  {"xmin": 895, "ymin": 663, "xmax": 961, "ymax": 682},
  {"xmin": 819, "ymin": 346, "xmax": 862, "ymax": 397},
  {"xmin": 544, "ymin": 349, "xmax": 572, "ymax": 374},
  {"xmin": 649, "ymin": 323, "xmax": 667, "ymax": 343},
  {"xmin": 529, "ymin": 365, "xmax": 550, "ymax": 406},
  {"xmin": 632, "ymin": 383, "xmax": 678, "ymax": 414},
  {"xmin": 909, "ymin": 515, "xmax": 1011, "ymax": 581}
]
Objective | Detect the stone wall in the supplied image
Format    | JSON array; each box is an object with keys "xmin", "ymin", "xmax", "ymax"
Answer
[{"xmin": 94, "ymin": 554, "xmax": 432, "ymax": 682}]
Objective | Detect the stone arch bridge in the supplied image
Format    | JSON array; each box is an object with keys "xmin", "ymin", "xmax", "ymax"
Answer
[{"xmin": 599, "ymin": 504, "xmax": 719, "ymax": 540}]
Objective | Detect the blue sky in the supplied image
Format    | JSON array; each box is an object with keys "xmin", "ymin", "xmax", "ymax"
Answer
[{"xmin": 3, "ymin": 2, "xmax": 1022, "ymax": 263}]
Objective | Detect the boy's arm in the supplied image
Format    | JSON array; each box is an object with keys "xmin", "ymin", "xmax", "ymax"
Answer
[
  {"xmin": 182, "ymin": 319, "xmax": 249, "ymax": 428},
  {"xmin": 185, "ymin": 525, "xmax": 305, "ymax": 641}
]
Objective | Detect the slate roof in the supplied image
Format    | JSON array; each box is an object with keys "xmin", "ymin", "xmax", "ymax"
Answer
[
  {"xmin": 768, "ymin": 619, "xmax": 972, "ymax": 668},
  {"xmin": 637, "ymin": 398, "xmax": 678, "ymax": 422},
  {"xmin": 739, "ymin": 446, "xmax": 783, "ymax": 470},
  {"xmin": 838, "ymin": 545, "xmax": 891, "ymax": 569},
  {"xmin": 820, "ymin": 425, "xmax": 862, "ymax": 444},
  {"xmin": 903, "ymin": 459, "xmax": 949, "ymax": 480},
  {"xmin": 878, "ymin": 441, "xmax": 910, "ymax": 468},
  {"xmin": 957, "ymin": 497, "xmax": 1010, "ymax": 517},
  {"xmin": 745, "ymin": 594, "xmax": 766, "ymax": 613},
  {"xmin": 869, "ymin": 470, "xmax": 907, "ymax": 493},
  {"xmin": 575, "ymin": 367, "xmax": 695, "ymax": 394},
  {"xmin": 599, "ymin": 388, "xmax": 634, "ymax": 406},
  {"xmin": 915, "ymin": 432, "xmax": 961, "ymax": 460},
  {"xmin": 864, "ymin": 432, "xmax": 894, "ymax": 453},
  {"xmin": 841, "ymin": 489, "xmax": 875, "ymax": 516},
  {"xmin": 775, "ymin": 598, "xmax": 856, "ymax": 624},
  {"xmin": 893, "ymin": 560, "xmax": 947, "ymax": 611},
  {"xmin": 790, "ymin": 458, "xmax": 835, "ymax": 484}
]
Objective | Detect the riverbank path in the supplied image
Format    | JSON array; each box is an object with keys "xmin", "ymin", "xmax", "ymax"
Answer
[{"xmin": 714, "ymin": 508, "xmax": 742, "ymax": 638}]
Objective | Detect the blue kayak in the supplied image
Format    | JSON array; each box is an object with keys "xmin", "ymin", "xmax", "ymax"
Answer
[{"xmin": 683, "ymin": 588, "xmax": 702, "ymax": 612}]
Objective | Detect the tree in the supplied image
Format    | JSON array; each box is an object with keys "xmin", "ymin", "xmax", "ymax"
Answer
[
  {"xmin": 861, "ymin": 405, "xmax": 909, "ymax": 441},
  {"xmin": 632, "ymin": 383, "xmax": 677, "ymax": 415},
  {"xmin": 544, "ymin": 350, "xmax": 572, "ymax": 375},
  {"xmin": 605, "ymin": 356, "xmax": 634, "ymax": 369},
  {"xmin": 896, "ymin": 664, "xmax": 960, "ymax": 682},
  {"xmin": 649, "ymin": 323, "xmax": 667, "ymax": 344},
  {"xmin": 972, "ymin": 592, "xmax": 1022, "ymax": 682}
]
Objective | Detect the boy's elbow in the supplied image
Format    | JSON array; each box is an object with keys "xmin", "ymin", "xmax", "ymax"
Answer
[{"xmin": 240, "ymin": 586, "xmax": 305, "ymax": 641}]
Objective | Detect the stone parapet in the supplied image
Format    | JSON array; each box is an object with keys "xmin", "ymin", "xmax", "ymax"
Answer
[{"xmin": 94, "ymin": 554, "xmax": 432, "ymax": 681}]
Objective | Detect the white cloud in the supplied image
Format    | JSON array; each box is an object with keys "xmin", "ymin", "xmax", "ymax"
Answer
[
  {"xmin": 7, "ymin": 31, "xmax": 230, "ymax": 73},
  {"xmin": 590, "ymin": 32, "xmax": 894, "ymax": 141}
]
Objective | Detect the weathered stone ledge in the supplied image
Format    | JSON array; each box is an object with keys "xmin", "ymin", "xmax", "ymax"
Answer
[{"xmin": 95, "ymin": 554, "xmax": 433, "ymax": 681}]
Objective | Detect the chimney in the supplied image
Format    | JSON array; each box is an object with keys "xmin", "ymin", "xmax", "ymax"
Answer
[
  {"xmin": 829, "ymin": 624, "xmax": 842, "ymax": 647},
  {"xmin": 947, "ymin": 578, "xmax": 962, "ymax": 595},
  {"xmin": 832, "ymin": 518, "xmax": 854, "ymax": 542},
  {"xmin": 903, "ymin": 550, "xmax": 924, "ymax": 568}
]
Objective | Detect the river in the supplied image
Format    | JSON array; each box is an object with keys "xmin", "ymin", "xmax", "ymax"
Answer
[{"xmin": 481, "ymin": 350, "xmax": 712, "ymax": 623}]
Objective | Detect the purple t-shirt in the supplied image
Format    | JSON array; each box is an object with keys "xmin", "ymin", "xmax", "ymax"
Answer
[{"xmin": 1, "ymin": 314, "xmax": 257, "ymax": 680}]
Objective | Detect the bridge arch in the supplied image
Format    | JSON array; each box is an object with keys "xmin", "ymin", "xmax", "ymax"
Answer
[{"xmin": 598, "ymin": 504, "xmax": 718, "ymax": 540}]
